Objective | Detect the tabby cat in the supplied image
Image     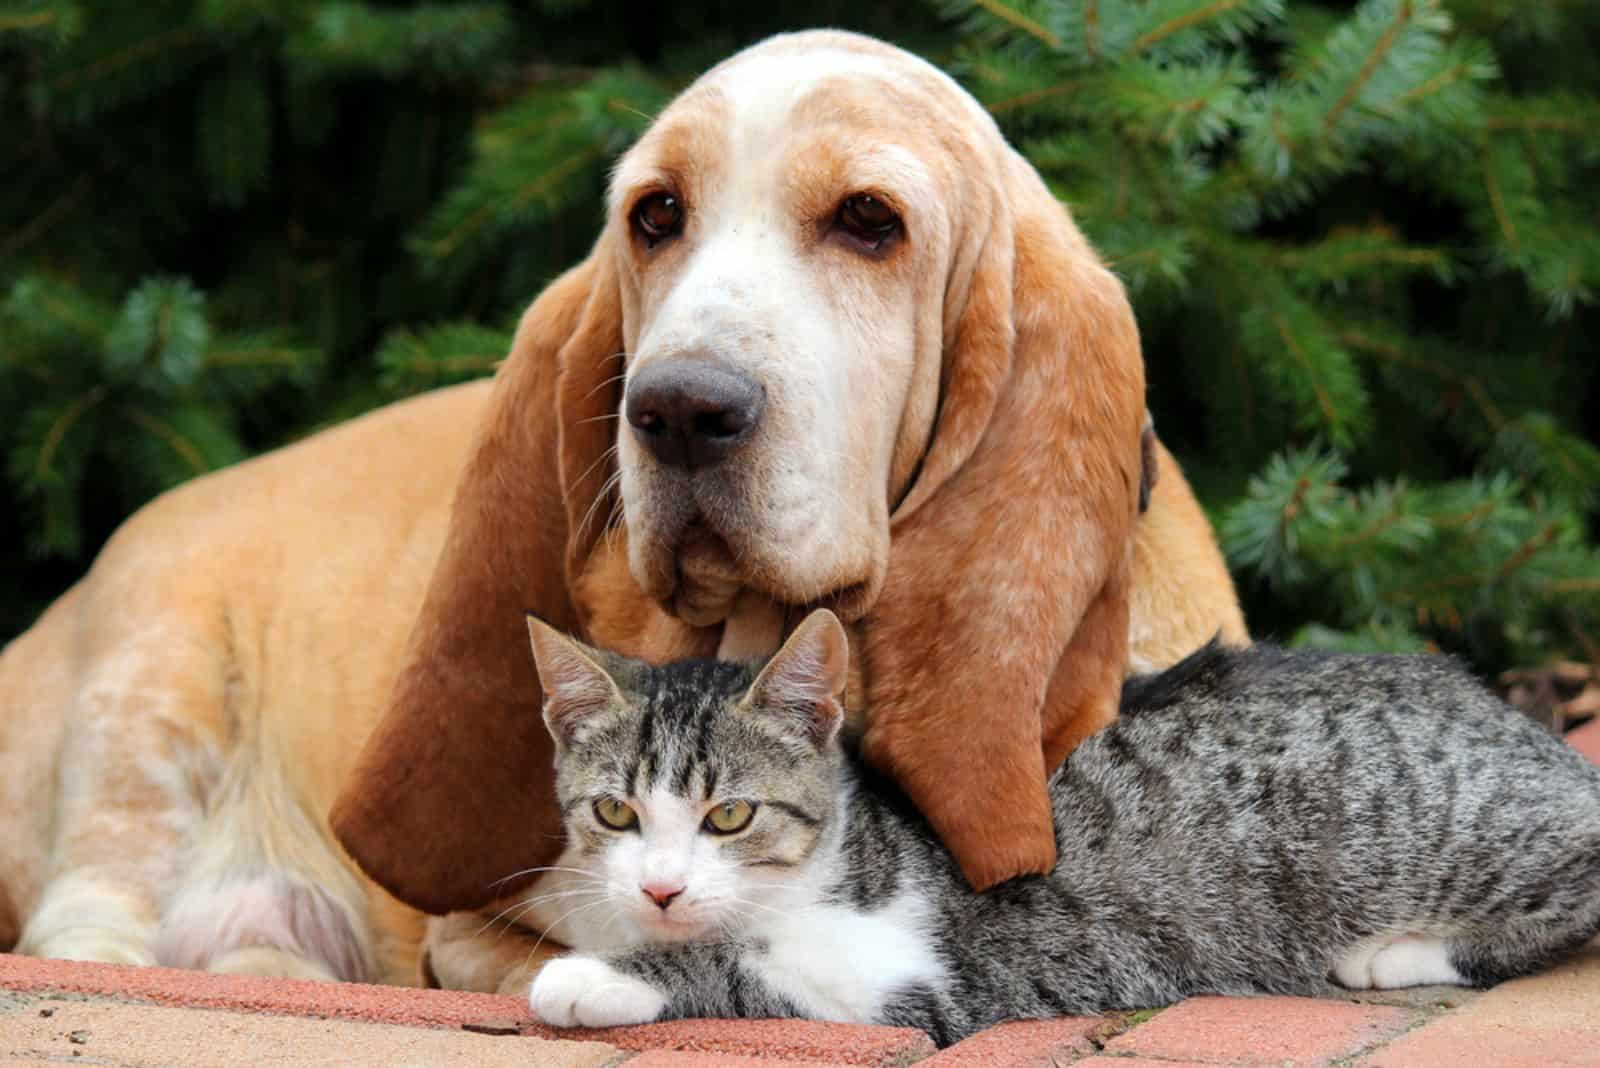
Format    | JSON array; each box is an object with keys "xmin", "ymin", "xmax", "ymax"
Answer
[{"xmin": 519, "ymin": 609, "xmax": 1600, "ymax": 1046}]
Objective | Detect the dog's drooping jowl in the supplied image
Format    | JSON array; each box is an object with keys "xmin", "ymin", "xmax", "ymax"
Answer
[{"xmin": 520, "ymin": 611, "xmax": 1600, "ymax": 1046}]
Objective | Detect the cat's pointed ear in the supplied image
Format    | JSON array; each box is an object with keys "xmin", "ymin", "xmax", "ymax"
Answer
[
  {"xmin": 525, "ymin": 614, "xmax": 624, "ymax": 749},
  {"xmin": 740, "ymin": 609, "xmax": 849, "ymax": 748}
]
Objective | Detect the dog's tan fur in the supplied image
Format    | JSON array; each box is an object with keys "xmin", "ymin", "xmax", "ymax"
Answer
[{"xmin": 0, "ymin": 31, "xmax": 1246, "ymax": 991}]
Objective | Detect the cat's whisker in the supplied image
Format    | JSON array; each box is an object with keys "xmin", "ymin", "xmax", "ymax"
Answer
[
  {"xmin": 724, "ymin": 894, "xmax": 809, "ymax": 922},
  {"xmin": 476, "ymin": 887, "xmax": 605, "ymax": 941},
  {"xmin": 486, "ymin": 887, "xmax": 606, "ymax": 929},
  {"xmin": 521, "ymin": 898, "xmax": 614, "ymax": 967},
  {"xmin": 491, "ymin": 865, "xmax": 609, "ymax": 888}
]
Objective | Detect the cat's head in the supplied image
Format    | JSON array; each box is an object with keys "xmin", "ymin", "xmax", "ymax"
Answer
[{"xmin": 526, "ymin": 609, "xmax": 849, "ymax": 944}]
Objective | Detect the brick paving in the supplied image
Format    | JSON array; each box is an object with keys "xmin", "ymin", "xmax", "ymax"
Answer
[
  {"xmin": 2, "ymin": 722, "xmax": 1595, "ymax": 1067},
  {"xmin": 4, "ymin": 939, "xmax": 1597, "ymax": 1065}
]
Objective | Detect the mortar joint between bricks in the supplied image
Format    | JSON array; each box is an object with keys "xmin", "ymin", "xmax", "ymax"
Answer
[{"xmin": 1326, "ymin": 1002, "xmax": 1454, "ymax": 1068}]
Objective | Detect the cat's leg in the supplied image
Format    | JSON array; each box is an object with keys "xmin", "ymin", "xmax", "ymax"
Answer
[
  {"xmin": 530, "ymin": 943, "xmax": 802, "ymax": 1030},
  {"xmin": 530, "ymin": 954, "xmax": 672, "ymax": 1029}
]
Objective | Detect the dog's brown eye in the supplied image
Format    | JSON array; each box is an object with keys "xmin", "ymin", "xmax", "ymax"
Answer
[
  {"xmin": 837, "ymin": 194, "xmax": 900, "ymax": 249},
  {"xmin": 633, "ymin": 193, "xmax": 683, "ymax": 246}
]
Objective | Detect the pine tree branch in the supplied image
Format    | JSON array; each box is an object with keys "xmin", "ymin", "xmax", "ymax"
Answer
[
  {"xmin": 1323, "ymin": 0, "xmax": 1412, "ymax": 132},
  {"xmin": 386, "ymin": 353, "xmax": 501, "ymax": 375},
  {"xmin": 1385, "ymin": 520, "xmax": 1563, "ymax": 599},
  {"xmin": 1546, "ymin": 579, "xmax": 1600, "ymax": 594},
  {"xmin": 1392, "ymin": 56, "xmax": 1476, "ymax": 107},
  {"xmin": 1083, "ymin": 0, "xmax": 1101, "ymax": 62},
  {"xmin": 986, "ymin": 79, "xmax": 1087, "ymax": 115},
  {"xmin": 424, "ymin": 142, "xmax": 606, "ymax": 260},
  {"xmin": 0, "ymin": 10, "xmax": 57, "ymax": 31},
  {"xmin": 1484, "ymin": 114, "xmax": 1596, "ymax": 133},
  {"xmin": 1328, "ymin": 502, "xmax": 1409, "ymax": 551},
  {"xmin": 1270, "ymin": 312, "xmax": 1336, "ymax": 427},
  {"xmin": 29, "ymin": 284, "xmax": 103, "ymax": 342},
  {"xmin": 1132, "ymin": 0, "xmax": 1251, "ymax": 55},
  {"xmin": 203, "ymin": 347, "xmax": 305, "ymax": 369},
  {"xmin": 119, "ymin": 403, "xmax": 210, "ymax": 477},
  {"xmin": 0, "ymin": 175, "xmax": 91, "ymax": 259},
  {"xmin": 35, "ymin": 384, "xmax": 104, "ymax": 482},
  {"xmin": 968, "ymin": 0, "xmax": 1060, "ymax": 48},
  {"xmin": 1338, "ymin": 329, "xmax": 1507, "ymax": 429},
  {"xmin": 45, "ymin": 25, "xmax": 202, "ymax": 93},
  {"xmin": 1478, "ymin": 140, "xmax": 1520, "ymax": 250}
]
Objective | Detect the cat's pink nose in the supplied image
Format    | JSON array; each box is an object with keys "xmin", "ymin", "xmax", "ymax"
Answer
[{"xmin": 641, "ymin": 883, "xmax": 685, "ymax": 910}]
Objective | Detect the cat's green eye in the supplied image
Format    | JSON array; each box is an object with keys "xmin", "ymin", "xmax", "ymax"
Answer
[
  {"xmin": 594, "ymin": 797, "xmax": 638, "ymax": 831},
  {"xmin": 704, "ymin": 800, "xmax": 756, "ymax": 835}
]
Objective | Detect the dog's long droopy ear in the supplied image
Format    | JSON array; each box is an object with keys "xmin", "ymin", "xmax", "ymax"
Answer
[
  {"xmin": 330, "ymin": 243, "xmax": 626, "ymax": 915},
  {"xmin": 859, "ymin": 151, "xmax": 1146, "ymax": 893}
]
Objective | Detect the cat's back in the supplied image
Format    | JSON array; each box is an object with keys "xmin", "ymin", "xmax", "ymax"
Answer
[
  {"xmin": 1119, "ymin": 640, "xmax": 1501, "ymax": 730},
  {"xmin": 1062, "ymin": 641, "xmax": 1600, "ymax": 841},
  {"xmin": 1115, "ymin": 640, "xmax": 1574, "ymax": 763}
]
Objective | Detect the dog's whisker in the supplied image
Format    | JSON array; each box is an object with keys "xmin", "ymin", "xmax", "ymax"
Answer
[{"xmin": 581, "ymin": 366, "xmax": 630, "ymax": 401}]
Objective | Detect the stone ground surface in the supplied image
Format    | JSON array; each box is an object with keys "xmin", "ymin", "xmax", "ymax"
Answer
[{"xmin": 2, "ymin": 716, "xmax": 1595, "ymax": 1068}]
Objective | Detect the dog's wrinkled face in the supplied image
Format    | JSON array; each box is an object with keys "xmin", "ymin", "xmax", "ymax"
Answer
[{"xmin": 608, "ymin": 34, "xmax": 996, "ymax": 626}]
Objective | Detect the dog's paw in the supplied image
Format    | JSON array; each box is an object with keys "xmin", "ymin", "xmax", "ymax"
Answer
[{"xmin": 529, "ymin": 955, "xmax": 668, "ymax": 1029}]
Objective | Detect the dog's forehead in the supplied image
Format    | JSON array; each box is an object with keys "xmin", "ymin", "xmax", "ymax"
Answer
[{"xmin": 611, "ymin": 36, "xmax": 991, "ymax": 202}]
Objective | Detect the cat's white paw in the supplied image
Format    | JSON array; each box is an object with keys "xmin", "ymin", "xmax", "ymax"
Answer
[
  {"xmin": 1368, "ymin": 935, "xmax": 1464, "ymax": 989},
  {"xmin": 530, "ymin": 955, "xmax": 668, "ymax": 1029},
  {"xmin": 1334, "ymin": 934, "xmax": 1465, "ymax": 990}
]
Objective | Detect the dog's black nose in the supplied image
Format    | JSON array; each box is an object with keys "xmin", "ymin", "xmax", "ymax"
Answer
[{"xmin": 624, "ymin": 359, "xmax": 765, "ymax": 469}]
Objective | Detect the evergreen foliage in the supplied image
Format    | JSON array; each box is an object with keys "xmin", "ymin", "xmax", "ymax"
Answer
[
  {"xmin": 942, "ymin": 0, "xmax": 1599, "ymax": 668},
  {"xmin": 2, "ymin": 0, "xmax": 1595, "ymax": 677}
]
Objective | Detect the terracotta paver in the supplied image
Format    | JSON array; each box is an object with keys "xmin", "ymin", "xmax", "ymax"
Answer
[
  {"xmin": 624, "ymin": 1053, "xmax": 857, "ymax": 1067},
  {"xmin": 0, "ymin": 952, "xmax": 533, "ymax": 1033},
  {"xmin": 1567, "ymin": 717, "xmax": 1600, "ymax": 764},
  {"xmin": 1360, "ymin": 941, "xmax": 1600, "ymax": 1068},
  {"xmin": 0, "ymin": 954, "xmax": 934, "ymax": 1065},
  {"xmin": 1104, "ymin": 994, "xmax": 1412, "ymax": 1066},
  {"xmin": 1073, "ymin": 1059, "xmax": 1220, "ymax": 1068},
  {"xmin": 920, "ymin": 1017, "xmax": 1103, "ymax": 1066},
  {"xmin": 0, "ymin": 995, "xmax": 617, "ymax": 1068},
  {"xmin": 590, "ymin": 1017, "xmax": 935, "ymax": 1064}
]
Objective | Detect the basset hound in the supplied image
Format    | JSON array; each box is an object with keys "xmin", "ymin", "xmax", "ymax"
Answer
[{"xmin": 0, "ymin": 30, "xmax": 1246, "ymax": 993}]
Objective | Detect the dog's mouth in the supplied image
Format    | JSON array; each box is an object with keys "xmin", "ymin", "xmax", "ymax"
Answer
[
  {"xmin": 667, "ymin": 523, "xmax": 745, "ymax": 627},
  {"xmin": 645, "ymin": 518, "xmax": 875, "ymax": 628}
]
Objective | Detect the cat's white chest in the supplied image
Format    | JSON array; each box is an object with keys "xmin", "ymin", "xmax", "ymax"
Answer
[{"xmin": 751, "ymin": 892, "xmax": 946, "ymax": 1023}]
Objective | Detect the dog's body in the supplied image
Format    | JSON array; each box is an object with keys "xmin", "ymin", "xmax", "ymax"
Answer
[
  {"xmin": 2, "ymin": 31, "xmax": 1249, "ymax": 992},
  {"xmin": 0, "ymin": 377, "xmax": 1240, "ymax": 988},
  {"xmin": 0, "ymin": 385, "xmax": 485, "ymax": 985}
]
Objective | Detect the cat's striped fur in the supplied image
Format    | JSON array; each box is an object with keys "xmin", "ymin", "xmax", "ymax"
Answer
[{"xmin": 523, "ymin": 610, "xmax": 1600, "ymax": 1045}]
